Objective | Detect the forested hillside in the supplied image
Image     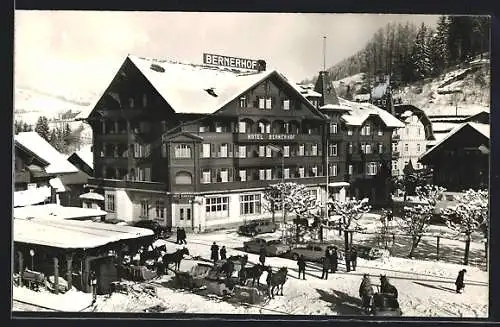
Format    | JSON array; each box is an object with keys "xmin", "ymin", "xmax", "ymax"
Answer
[{"xmin": 302, "ymin": 16, "xmax": 490, "ymax": 90}]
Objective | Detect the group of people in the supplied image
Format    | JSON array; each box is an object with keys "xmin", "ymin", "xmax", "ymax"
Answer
[
  {"xmin": 210, "ymin": 242, "xmax": 227, "ymax": 262},
  {"xmin": 176, "ymin": 227, "xmax": 187, "ymax": 245},
  {"xmin": 294, "ymin": 246, "xmax": 358, "ymax": 280}
]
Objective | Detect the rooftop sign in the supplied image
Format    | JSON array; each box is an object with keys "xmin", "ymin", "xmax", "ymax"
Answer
[{"xmin": 203, "ymin": 53, "xmax": 260, "ymax": 70}]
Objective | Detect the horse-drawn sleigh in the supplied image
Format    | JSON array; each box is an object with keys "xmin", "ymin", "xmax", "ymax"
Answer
[{"xmin": 359, "ymin": 274, "xmax": 403, "ymax": 316}]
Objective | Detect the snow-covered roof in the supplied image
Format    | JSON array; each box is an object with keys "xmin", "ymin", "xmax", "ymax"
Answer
[
  {"xmin": 431, "ymin": 122, "xmax": 461, "ymax": 133},
  {"xmin": 14, "ymin": 217, "xmax": 154, "ymax": 249},
  {"xmin": 294, "ymin": 84, "xmax": 322, "ymax": 98},
  {"xmin": 331, "ymin": 98, "xmax": 404, "ymax": 128},
  {"xmin": 13, "ymin": 203, "xmax": 107, "ymax": 220},
  {"xmin": 353, "ymin": 93, "xmax": 371, "ymax": 101},
  {"xmin": 13, "ymin": 187, "xmax": 51, "ymax": 208},
  {"xmin": 71, "ymin": 145, "xmax": 93, "ymax": 169},
  {"xmin": 15, "ymin": 132, "xmax": 79, "ymax": 174},
  {"xmin": 79, "ymin": 191, "xmax": 105, "ymax": 201},
  {"xmin": 420, "ymin": 122, "xmax": 490, "ymax": 160}
]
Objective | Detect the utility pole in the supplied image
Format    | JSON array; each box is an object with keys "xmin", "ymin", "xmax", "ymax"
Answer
[{"xmin": 323, "ymin": 35, "xmax": 329, "ymax": 243}]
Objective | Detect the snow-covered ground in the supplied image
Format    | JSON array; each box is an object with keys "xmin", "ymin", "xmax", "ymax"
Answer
[{"xmin": 13, "ymin": 223, "xmax": 488, "ymax": 317}]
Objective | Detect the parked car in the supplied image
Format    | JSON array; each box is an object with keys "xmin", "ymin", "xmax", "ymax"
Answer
[
  {"xmin": 243, "ymin": 238, "xmax": 291, "ymax": 256},
  {"xmin": 132, "ymin": 220, "xmax": 172, "ymax": 238},
  {"xmin": 238, "ymin": 220, "xmax": 277, "ymax": 236},
  {"xmin": 289, "ymin": 242, "xmax": 343, "ymax": 262}
]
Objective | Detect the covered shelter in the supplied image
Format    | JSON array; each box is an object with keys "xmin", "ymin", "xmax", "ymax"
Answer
[
  {"xmin": 13, "ymin": 203, "xmax": 107, "ymax": 221},
  {"xmin": 13, "ymin": 217, "xmax": 154, "ymax": 294}
]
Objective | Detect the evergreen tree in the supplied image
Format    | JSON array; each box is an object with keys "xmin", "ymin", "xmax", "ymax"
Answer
[
  {"xmin": 63, "ymin": 123, "xmax": 72, "ymax": 146},
  {"xmin": 409, "ymin": 23, "xmax": 433, "ymax": 81},
  {"xmin": 429, "ymin": 15, "xmax": 450, "ymax": 76},
  {"xmin": 23, "ymin": 122, "xmax": 32, "ymax": 132},
  {"xmin": 35, "ymin": 116, "xmax": 51, "ymax": 141}
]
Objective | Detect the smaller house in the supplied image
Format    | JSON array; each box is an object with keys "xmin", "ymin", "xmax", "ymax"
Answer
[{"xmin": 419, "ymin": 122, "xmax": 489, "ymax": 191}]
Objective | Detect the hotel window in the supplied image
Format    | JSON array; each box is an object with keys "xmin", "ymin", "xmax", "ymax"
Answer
[
  {"xmin": 417, "ymin": 143, "xmax": 421, "ymax": 152},
  {"xmin": 202, "ymin": 169, "xmax": 211, "ymax": 183},
  {"xmin": 239, "ymin": 145, "xmax": 246, "ymax": 158},
  {"xmin": 142, "ymin": 94, "xmax": 148, "ymax": 107},
  {"xmin": 259, "ymin": 169, "xmax": 265, "ymax": 180},
  {"xmin": 361, "ymin": 124, "xmax": 371, "ymax": 136},
  {"xmin": 392, "ymin": 143, "xmax": 398, "ymax": 152},
  {"xmin": 205, "ymin": 197, "xmax": 229, "ymax": 218},
  {"xmin": 240, "ymin": 194, "xmax": 261, "ymax": 215},
  {"xmin": 155, "ymin": 200, "xmax": 165, "ymax": 218},
  {"xmin": 259, "ymin": 97, "xmax": 266, "ymax": 109},
  {"xmin": 239, "ymin": 170, "xmax": 247, "ymax": 182},
  {"xmin": 140, "ymin": 200, "xmax": 149, "ymax": 218},
  {"xmin": 106, "ymin": 194, "xmax": 115, "ymax": 212},
  {"xmin": 404, "ymin": 143, "xmax": 409, "ymax": 152},
  {"xmin": 265, "ymin": 169, "xmax": 272, "ymax": 180},
  {"xmin": 367, "ymin": 162, "xmax": 378, "ymax": 176},
  {"xmin": 202, "ymin": 144, "xmax": 211, "ymax": 158},
  {"xmin": 266, "ymin": 97, "xmax": 272, "ymax": 109},
  {"xmin": 348, "ymin": 164, "xmax": 353, "ymax": 175},
  {"xmin": 365, "ymin": 144, "xmax": 372, "ymax": 154},
  {"xmin": 199, "ymin": 125, "xmax": 209, "ymax": 132},
  {"xmin": 239, "ymin": 121, "xmax": 246, "ymax": 133},
  {"xmin": 284, "ymin": 168, "xmax": 290, "ymax": 179},
  {"xmin": 378, "ymin": 128, "xmax": 383, "ymax": 136},
  {"xmin": 175, "ymin": 144, "xmax": 191, "ymax": 158},
  {"xmin": 348, "ymin": 143, "xmax": 353, "ymax": 154},
  {"xmin": 220, "ymin": 169, "xmax": 229, "ymax": 183},
  {"xmin": 283, "ymin": 122, "xmax": 290, "ymax": 134},
  {"xmin": 219, "ymin": 144, "xmax": 228, "ymax": 158},
  {"xmin": 378, "ymin": 144, "xmax": 384, "ymax": 153},
  {"xmin": 298, "ymin": 144, "xmax": 305, "ymax": 156},
  {"xmin": 258, "ymin": 122, "xmax": 270, "ymax": 133},
  {"xmin": 392, "ymin": 161, "xmax": 398, "ymax": 171},
  {"xmin": 283, "ymin": 99, "xmax": 290, "ymax": 110},
  {"xmin": 266, "ymin": 146, "xmax": 272, "ymax": 158},
  {"xmin": 137, "ymin": 167, "xmax": 151, "ymax": 181},
  {"xmin": 312, "ymin": 166, "xmax": 318, "ymax": 177},
  {"xmin": 259, "ymin": 146, "xmax": 265, "ymax": 157},
  {"xmin": 299, "ymin": 167, "xmax": 305, "ymax": 178},
  {"xmin": 283, "ymin": 146, "xmax": 290, "ymax": 157},
  {"xmin": 329, "ymin": 123, "xmax": 338, "ymax": 134},
  {"xmin": 329, "ymin": 164, "xmax": 338, "ymax": 176},
  {"xmin": 239, "ymin": 96, "xmax": 247, "ymax": 108},
  {"xmin": 215, "ymin": 123, "xmax": 223, "ymax": 133},
  {"xmin": 347, "ymin": 128, "xmax": 353, "ymax": 136},
  {"xmin": 329, "ymin": 144, "xmax": 338, "ymax": 156},
  {"xmin": 311, "ymin": 144, "xmax": 318, "ymax": 156}
]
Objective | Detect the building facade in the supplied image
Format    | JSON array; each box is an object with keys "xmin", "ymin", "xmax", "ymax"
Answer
[{"xmin": 86, "ymin": 55, "xmax": 330, "ymax": 231}]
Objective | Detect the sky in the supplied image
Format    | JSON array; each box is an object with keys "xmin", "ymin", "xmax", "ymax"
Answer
[{"xmin": 14, "ymin": 11, "xmax": 439, "ymax": 97}]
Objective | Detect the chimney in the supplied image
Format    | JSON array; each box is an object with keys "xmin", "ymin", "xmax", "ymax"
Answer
[{"xmin": 257, "ymin": 60, "xmax": 266, "ymax": 72}]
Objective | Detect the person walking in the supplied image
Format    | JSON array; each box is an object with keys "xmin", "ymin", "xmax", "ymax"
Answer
[
  {"xmin": 320, "ymin": 255, "xmax": 331, "ymax": 280},
  {"xmin": 90, "ymin": 271, "xmax": 98, "ymax": 304},
  {"xmin": 179, "ymin": 227, "xmax": 187, "ymax": 245},
  {"xmin": 259, "ymin": 248, "xmax": 266, "ymax": 266},
  {"xmin": 350, "ymin": 247, "xmax": 358, "ymax": 271},
  {"xmin": 331, "ymin": 247, "xmax": 338, "ymax": 273},
  {"xmin": 297, "ymin": 254, "xmax": 306, "ymax": 280},
  {"xmin": 210, "ymin": 242, "xmax": 219, "ymax": 263},
  {"xmin": 455, "ymin": 269, "xmax": 467, "ymax": 293},
  {"xmin": 220, "ymin": 246, "xmax": 227, "ymax": 260}
]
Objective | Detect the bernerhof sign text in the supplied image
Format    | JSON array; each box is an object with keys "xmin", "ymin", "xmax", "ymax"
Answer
[{"xmin": 203, "ymin": 53, "xmax": 259, "ymax": 70}]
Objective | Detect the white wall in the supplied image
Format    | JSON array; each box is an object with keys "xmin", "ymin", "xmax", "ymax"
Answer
[{"xmin": 393, "ymin": 114, "xmax": 429, "ymax": 176}]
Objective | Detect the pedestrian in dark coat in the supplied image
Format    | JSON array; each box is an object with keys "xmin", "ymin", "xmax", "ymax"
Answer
[
  {"xmin": 297, "ymin": 254, "xmax": 306, "ymax": 280},
  {"xmin": 344, "ymin": 247, "xmax": 351, "ymax": 272},
  {"xmin": 350, "ymin": 247, "xmax": 358, "ymax": 271},
  {"xmin": 210, "ymin": 242, "xmax": 219, "ymax": 263},
  {"xmin": 331, "ymin": 247, "xmax": 338, "ymax": 273},
  {"xmin": 176, "ymin": 228, "xmax": 180, "ymax": 244},
  {"xmin": 220, "ymin": 246, "xmax": 227, "ymax": 260},
  {"xmin": 455, "ymin": 269, "xmax": 467, "ymax": 293},
  {"xmin": 259, "ymin": 248, "xmax": 266, "ymax": 266},
  {"xmin": 179, "ymin": 228, "xmax": 187, "ymax": 244},
  {"xmin": 90, "ymin": 271, "xmax": 98, "ymax": 304},
  {"xmin": 320, "ymin": 256, "xmax": 331, "ymax": 280}
]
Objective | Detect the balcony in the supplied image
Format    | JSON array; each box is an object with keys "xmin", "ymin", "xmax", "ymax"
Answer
[
  {"xmin": 392, "ymin": 151, "xmax": 400, "ymax": 159},
  {"xmin": 199, "ymin": 176, "xmax": 326, "ymax": 192},
  {"xmin": 234, "ymin": 133, "xmax": 321, "ymax": 143},
  {"xmin": 234, "ymin": 155, "xmax": 323, "ymax": 168},
  {"xmin": 392, "ymin": 134, "xmax": 401, "ymax": 142},
  {"xmin": 87, "ymin": 178, "xmax": 167, "ymax": 192}
]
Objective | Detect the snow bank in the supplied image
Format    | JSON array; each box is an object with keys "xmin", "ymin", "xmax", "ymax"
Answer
[{"xmin": 13, "ymin": 285, "xmax": 92, "ymax": 312}]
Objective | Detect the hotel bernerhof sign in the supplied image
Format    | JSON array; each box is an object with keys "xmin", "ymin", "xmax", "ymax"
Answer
[{"xmin": 203, "ymin": 53, "xmax": 260, "ymax": 70}]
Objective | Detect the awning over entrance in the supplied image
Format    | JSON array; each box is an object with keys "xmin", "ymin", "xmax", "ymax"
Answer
[{"xmin": 328, "ymin": 182, "xmax": 350, "ymax": 188}]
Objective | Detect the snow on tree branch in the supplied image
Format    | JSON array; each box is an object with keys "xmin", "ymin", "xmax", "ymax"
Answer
[
  {"xmin": 330, "ymin": 198, "xmax": 371, "ymax": 231},
  {"xmin": 443, "ymin": 189, "xmax": 488, "ymax": 237}
]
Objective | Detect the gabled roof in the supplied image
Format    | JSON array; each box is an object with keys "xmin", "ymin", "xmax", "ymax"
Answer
[
  {"xmin": 330, "ymin": 98, "xmax": 404, "ymax": 128},
  {"xmin": 68, "ymin": 144, "xmax": 93, "ymax": 170},
  {"xmin": 84, "ymin": 54, "xmax": 323, "ymax": 119},
  {"xmin": 420, "ymin": 122, "xmax": 490, "ymax": 160},
  {"xmin": 15, "ymin": 132, "xmax": 79, "ymax": 174}
]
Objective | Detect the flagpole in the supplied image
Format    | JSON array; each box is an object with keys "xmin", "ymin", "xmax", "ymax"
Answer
[{"xmin": 324, "ymin": 35, "xmax": 329, "ymax": 243}]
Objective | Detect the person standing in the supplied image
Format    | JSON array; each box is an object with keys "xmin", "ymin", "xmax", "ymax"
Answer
[
  {"xmin": 176, "ymin": 228, "xmax": 180, "ymax": 244},
  {"xmin": 179, "ymin": 227, "xmax": 187, "ymax": 245},
  {"xmin": 344, "ymin": 246, "xmax": 351, "ymax": 272},
  {"xmin": 259, "ymin": 248, "xmax": 266, "ymax": 266},
  {"xmin": 455, "ymin": 269, "xmax": 467, "ymax": 293},
  {"xmin": 350, "ymin": 247, "xmax": 358, "ymax": 271},
  {"xmin": 210, "ymin": 242, "xmax": 219, "ymax": 263},
  {"xmin": 90, "ymin": 271, "xmax": 98, "ymax": 304},
  {"xmin": 331, "ymin": 247, "xmax": 339, "ymax": 273},
  {"xmin": 320, "ymin": 255, "xmax": 331, "ymax": 280},
  {"xmin": 297, "ymin": 254, "xmax": 306, "ymax": 280},
  {"xmin": 220, "ymin": 246, "xmax": 227, "ymax": 260}
]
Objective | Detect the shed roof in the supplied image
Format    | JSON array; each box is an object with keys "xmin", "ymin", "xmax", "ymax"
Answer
[
  {"xmin": 15, "ymin": 132, "xmax": 79, "ymax": 174},
  {"xmin": 13, "ymin": 204, "xmax": 106, "ymax": 220},
  {"xmin": 14, "ymin": 217, "xmax": 154, "ymax": 249}
]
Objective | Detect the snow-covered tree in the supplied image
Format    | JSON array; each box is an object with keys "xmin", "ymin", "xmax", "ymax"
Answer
[
  {"xmin": 429, "ymin": 15, "xmax": 450, "ymax": 76},
  {"xmin": 443, "ymin": 189, "xmax": 488, "ymax": 265},
  {"xmin": 330, "ymin": 198, "xmax": 371, "ymax": 271},
  {"xmin": 409, "ymin": 23, "xmax": 433, "ymax": 80},
  {"xmin": 35, "ymin": 116, "xmax": 51, "ymax": 141},
  {"xmin": 398, "ymin": 184, "xmax": 446, "ymax": 257},
  {"xmin": 262, "ymin": 185, "xmax": 281, "ymax": 225},
  {"xmin": 379, "ymin": 209, "xmax": 393, "ymax": 249}
]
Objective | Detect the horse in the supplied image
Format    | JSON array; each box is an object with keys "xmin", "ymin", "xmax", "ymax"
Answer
[
  {"xmin": 161, "ymin": 247, "xmax": 190, "ymax": 274},
  {"xmin": 239, "ymin": 264, "xmax": 265, "ymax": 286},
  {"xmin": 380, "ymin": 275, "xmax": 398, "ymax": 299},
  {"xmin": 266, "ymin": 266, "xmax": 288, "ymax": 298},
  {"xmin": 359, "ymin": 274, "xmax": 375, "ymax": 313},
  {"xmin": 216, "ymin": 260, "xmax": 235, "ymax": 279}
]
